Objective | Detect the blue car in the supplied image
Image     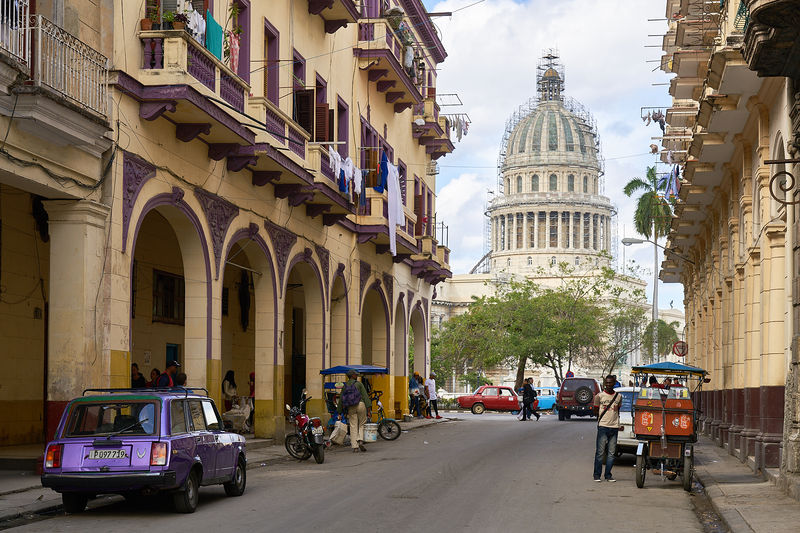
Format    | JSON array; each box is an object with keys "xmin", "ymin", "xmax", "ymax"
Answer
[{"xmin": 534, "ymin": 387, "xmax": 558, "ymax": 410}]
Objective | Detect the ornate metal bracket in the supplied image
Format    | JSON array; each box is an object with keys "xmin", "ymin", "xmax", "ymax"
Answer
[{"xmin": 766, "ymin": 158, "xmax": 800, "ymax": 205}]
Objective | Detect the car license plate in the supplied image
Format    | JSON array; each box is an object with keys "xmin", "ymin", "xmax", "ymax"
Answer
[
  {"xmin": 88, "ymin": 449, "xmax": 127, "ymax": 460},
  {"xmin": 311, "ymin": 426, "xmax": 323, "ymax": 436}
]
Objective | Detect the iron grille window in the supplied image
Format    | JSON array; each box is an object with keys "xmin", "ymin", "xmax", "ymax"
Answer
[{"xmin": 152, "ymin": 270, "xmax": 185, "ymax": 324}]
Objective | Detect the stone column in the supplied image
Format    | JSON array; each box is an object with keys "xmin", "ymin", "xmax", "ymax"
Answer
[
  {"xmin": 743, "ymin": 246, "xmax": 761, "ymax": 460},
  {"xmin": 43, "ymin": 200, "xmax": 111, "ymax": 439}
]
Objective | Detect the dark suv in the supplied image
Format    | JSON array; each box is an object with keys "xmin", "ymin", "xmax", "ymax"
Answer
[{"xmin": 556, "ymin": 377, "xmax": 600, "ymax": 420}]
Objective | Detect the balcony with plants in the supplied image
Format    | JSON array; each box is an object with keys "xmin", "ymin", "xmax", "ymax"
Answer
[
  {"xmin": 134, "ymin": 1, "xmax": 250, "ymax": 146},
  {"xmin": 353, "ymin": 16, "xmax": 424, "ymax": 114}
]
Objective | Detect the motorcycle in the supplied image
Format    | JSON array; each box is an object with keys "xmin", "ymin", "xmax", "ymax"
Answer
[{"xmin": 284, "ymin": 391, "xmax": 326, "ymax": 464}]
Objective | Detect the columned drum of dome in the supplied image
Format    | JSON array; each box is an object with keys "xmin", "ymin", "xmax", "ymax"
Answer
[{"xmin": 489, "ymin": 52, "xmax": 616, "ymax": 274}]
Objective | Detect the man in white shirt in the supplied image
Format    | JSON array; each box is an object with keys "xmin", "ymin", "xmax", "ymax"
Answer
[{"xmin": 424, "ymin": 373, "xmax": 441, "ymax": 419}]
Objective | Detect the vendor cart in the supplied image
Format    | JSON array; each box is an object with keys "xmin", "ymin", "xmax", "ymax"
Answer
[{"xmin": 630, "ymin": 361, "xmax": 709, "ymax": 491}]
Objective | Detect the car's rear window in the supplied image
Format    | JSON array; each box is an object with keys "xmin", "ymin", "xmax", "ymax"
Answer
[
  {"xmin": 560, "ymin": 379, "xmax": 595, "ymax": 391},
  {"xmin": 64, "ymin": 401, "xmax": 158, "ymax": 437}
]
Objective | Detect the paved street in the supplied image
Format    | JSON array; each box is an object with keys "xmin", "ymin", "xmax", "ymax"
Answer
[{"xmin": 8, "ymin": 413, "xmax": 706, "ymax": 532}]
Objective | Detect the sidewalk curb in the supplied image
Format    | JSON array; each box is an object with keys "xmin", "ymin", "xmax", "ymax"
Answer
[
  {"xmin": 694, "ymin": 467, "xmax": 755, "ymax": 532},
  {"xmin": 0, "ymin": 498, "xmax": 63, "ymax": 524}
]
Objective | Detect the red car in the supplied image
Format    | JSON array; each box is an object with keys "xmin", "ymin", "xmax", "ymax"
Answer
[{"xmin": 457, "ymin": 385, "xmax": 523, "ymax": 414}]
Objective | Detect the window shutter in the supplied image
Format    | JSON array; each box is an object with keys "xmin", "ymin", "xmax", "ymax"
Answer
[
  {"xmin": 294, "ymin": 89, "xmax": 315, "ymax": 135},
  {"xmin": 328, "ymin": 109, "xmax": 335, "ymax": 145},
  {"xmin": 315, "ymin": 103, "xmax": 329, "ymax": 142},
  {"xmin": 427, "ymin": 86, "xmax": 436, "ymax": 99}
]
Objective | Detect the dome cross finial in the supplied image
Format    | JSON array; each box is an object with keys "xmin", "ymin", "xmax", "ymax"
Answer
[{"xmin": 537, "ymin": 49, "xmax": 564, "ymax": 102}]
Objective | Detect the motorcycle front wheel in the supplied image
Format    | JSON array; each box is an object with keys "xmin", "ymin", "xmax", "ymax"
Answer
[
  {"xmin": 285, "ymin": 434, "xmax": 311, "ymax": 460},
  {"xmin": 312, "ymin": 444, "xmax": 325, "ymax": 464}
]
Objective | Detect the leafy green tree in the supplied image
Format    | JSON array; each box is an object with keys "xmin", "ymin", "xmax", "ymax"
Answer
[
  {"xmin": 641, "ymin": 319, "xmax": 681, "ymax": 362},
  {"xmin": 623, "ymin": 166, "xmax": 673, "ymax": 239}
]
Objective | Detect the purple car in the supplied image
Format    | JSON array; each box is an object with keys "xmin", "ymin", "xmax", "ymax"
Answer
[{"xmin": 41, "ymin": 387, "xmax": 247, "ymax": 514}]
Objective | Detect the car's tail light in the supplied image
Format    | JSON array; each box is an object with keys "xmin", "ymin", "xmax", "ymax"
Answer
[
  {"xmin": 311, "ymin": 418, "xmax": 322, "ymax": 428},
  {"xmin": 45, "ymin": 444, "xmax": 62, "ymax": 468},
  {"xmin": 150, "ymin": 442, "xmax": 168, "ymax": 466}
]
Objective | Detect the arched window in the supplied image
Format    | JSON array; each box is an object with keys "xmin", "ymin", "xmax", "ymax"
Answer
[
  {"xmin": 583, "ymin": 175, "xmax": 588, "ymax": 193},
  {"xmin": 574, "ymin": 256, "xmax": 580, "ymax": 266},
  {"xmin": 532, "ymin": 175, "xmax": 539, "ymax": 191},
  {"xmin": 505, "ymin": 178, "xmax": 510, "ymax": 194},
  {"xmin": 517, "ymin": 175, "xmax": 523, "ymax": 193},
  {"xmin": 568, "ymin": 174, "xmax": 574, "ymax": 192},
  {"xmin": 593, "ymin": 176, "xmax": 598, "ymax": 194},
  {"xmin": 549, "ymin": 174, "xmax": 557, "ymax": 191},
  {"xmin": 550, "ymin": 256, "xmax": 556, "ymax": 266},
  {"xmin": 527, "ymin": 256, "xmax": 532, "ymax": 266},
  {"xmin": 507, "ymin": 258, "xmax": 512, "ymax": 267}
]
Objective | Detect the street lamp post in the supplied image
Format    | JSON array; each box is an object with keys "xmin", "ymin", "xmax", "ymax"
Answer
[{"xmin": 623, "ymin": 236, "xmax": 659, "ymax": 362}]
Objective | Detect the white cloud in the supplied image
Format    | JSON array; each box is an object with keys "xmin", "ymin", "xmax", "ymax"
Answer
[{"xmin": 429, "ymin": 0, "xmax": 684, "ymax": 310}]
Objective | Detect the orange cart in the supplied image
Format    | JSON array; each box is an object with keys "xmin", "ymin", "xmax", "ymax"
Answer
[{"xmin": 630, "ymin": 362, "xmax": 709, "ymax": 491}]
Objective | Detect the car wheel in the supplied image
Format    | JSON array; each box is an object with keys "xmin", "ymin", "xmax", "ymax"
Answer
[
  {"xmin": 224, "ymin": 456, "xmax": 247, "ymax": 497},
  {"xmin": 565, "ymin": 413, "xmax": 572, "ymax": 420},
  {"xmin": 574, "ymin": 386, "xmax": 593, "ymax": 405},
  {"xmin": 173, "ymin": 470, "xmax": 200, "ymax": 513},
  {"xmin": 471, "ymin": 403, "xmax": 485, "ymax": 415},
  {"xmin": 62, "ymin": 493, "xmax": 88, "ymax": 514}
]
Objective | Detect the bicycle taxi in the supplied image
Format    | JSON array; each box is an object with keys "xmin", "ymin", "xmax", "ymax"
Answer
[
  {"xmin": 630, "ymin": 361, "xmax": 709, "ymax": 491},
  {"xmin": 319, "ymin": 364, "xmax": 401, "ymax": 440}
]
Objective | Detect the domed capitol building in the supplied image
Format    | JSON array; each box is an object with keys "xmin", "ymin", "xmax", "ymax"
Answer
[{"xmin": 432, "ymin": 53, "xmax": 680, "ymax": 389}]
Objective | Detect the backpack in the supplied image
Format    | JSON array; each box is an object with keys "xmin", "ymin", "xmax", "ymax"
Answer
[{"xmin": 341, "ymin": 382, "xmax": 362, "ymax": 408}]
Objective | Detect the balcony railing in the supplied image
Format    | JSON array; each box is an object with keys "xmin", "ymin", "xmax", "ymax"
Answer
[
  {"xmin": 34, "ymin": 15, "xmax": 108, "ymax": 118},
  {"xmin": 0, "ymin": 0, "xmax": 29, "ymax": 65},
  {"xmin": 140, "ymin": 29, "xmax": 248, "ymax": 113}
]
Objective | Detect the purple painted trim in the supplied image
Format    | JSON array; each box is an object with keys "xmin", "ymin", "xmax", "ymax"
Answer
[
  {"xmin": 395, "ymin": 292, "xmax": 407, "ymax": 376},
  {"xmin": 332, "ymin": 264, "xmax": 349, "ymax": 364},
  {"xmin": 314, "ymin": 244, "xmax": 330, "ymax": 301},
  {"xmin": 128, "ymin": 189, "xmax": 213, "ymax": 360},
  {"xmin": 122, "ymin": 151, "xmax": 157, "ymax": 253},
  {"xmin": 112, "ymin": 71, "xmax": 255, "ymax": 144},
  {"xmin": 236, "ymin": 0, "xmax": 251, "ymax": 84},
  {"xmin": 285, "ymin": 251, "xmax": 327, "ymax": 368},
  {"xmin": 410, "ymin": 299, "xmax": 428, "ymax": 370},
  {"xmin": 353, "ymin": 48, "xmax": 423, "ymax": 105},
  {"xmin": 193, "ymin": 188, "xmax": 240, "ymax": 279},
  {"xmin": 398, "ymin": 0, "xmax": 447, "ymax": 64},
  {"xmin": 361, "ymin": 281, "xmax": 391, "ymax": 369},
  {"xmin": 222, "ymin": 226, "xmax": 280, "ymax": 366},
  {"xmin": 187, "ymin": 45, "xmax": 216, "ymax": 91},
  {"xmin": 220, "ymin": 72, "xmax": 245, "ymax": 112},
  {"xmin": 263, "ymin": 219, "xmax": 298, "ymax": 296},
  {"xmin": 382, "ymin": 272, "xmax": 393, "ymax": 320},
  {"xmin": 359, "ymin": 260, "xmax": 371, "ymax": 305},
  {"xmin": 254, "ymin": 143, "xmax": 314, "ymax": 184},
  {"xmin": 263, "ymin": 19, "xmax": 280, "ymax": 105}
]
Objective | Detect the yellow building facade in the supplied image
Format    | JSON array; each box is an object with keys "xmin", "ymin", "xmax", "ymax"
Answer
[
  {"xmin": 0, "ymin": 0, "xmax": 454, "ymax": 446},
  {"xmin": 659, "ymin": 0, "xmax": 800, "ymax": 495}
]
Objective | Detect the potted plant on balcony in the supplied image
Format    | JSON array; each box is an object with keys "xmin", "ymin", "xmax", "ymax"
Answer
[
  {"xmin": 174, "ymin": 12, "xmax": 188, "ymax": 31},
  {"xmin": 162, "ymin": 11, "xmax": 175, "ymax": 30},
  {"xmin": 142, "ymin": 0, "xmax": 159, "ymax": 30}
]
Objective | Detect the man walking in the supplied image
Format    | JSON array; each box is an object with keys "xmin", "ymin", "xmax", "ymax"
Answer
[
  {"xmin": 593, "ymin": 375, "xmax": 622, "ymax": 482},
  {"xmin": 337, "ymin": 369, "xmax": 370, "ymax": 452},
  {"xmin": 522, "ymin": 378, "xmax": 540, "ymax": 421},
  {"xmin": 425, "ymin": 372, "xmax": 441, "ymax": 419}
]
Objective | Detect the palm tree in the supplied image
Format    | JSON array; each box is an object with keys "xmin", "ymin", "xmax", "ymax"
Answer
[
  {"xmin": 624, "ymin": 165, "xmax": 674, "ymax": 361},
  {"xmin": 623, "ymin": 166, "xmax": 673, "ymax": 239}
]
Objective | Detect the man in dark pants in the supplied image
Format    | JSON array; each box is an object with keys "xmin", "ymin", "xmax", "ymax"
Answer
[
  {"xmin": 593, "ymin": 375, "xmax": 622, "ymax": 482},
  {"xmin": 521, "ymin": 378, "xmax": 539, "ymax": 421}
]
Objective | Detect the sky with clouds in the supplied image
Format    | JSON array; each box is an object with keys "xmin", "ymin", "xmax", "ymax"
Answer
[{"xmin": 425, "ymin": 0, "xmax": 685, "ymax": 311}]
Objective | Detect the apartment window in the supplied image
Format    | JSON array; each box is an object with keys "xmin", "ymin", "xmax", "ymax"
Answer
[
  {"xmin": 231, "ymin": 1, "xmax": 250, "ymax": 83},
  {"xmin": 532, "ymin": 174, "xmax": 539, "ymax": 192},
  {"xmin": 292, "ymin": 50, "xmax": 314, "ymax": 134},
  {"xmin": 549, "ymin": 174, "xmax": 557, "ymax": 192},
  {"xmin": 152, "ymin": 270, "xmax": 185, "ymax": 324},
  {"xmin": 264, "ymin": 20, "xmax": 279, "ymax": 104},
  {"xmin": 337, "ymin": 98, "xmax": 349, "ymax": 158},
  {"xmin": 568, "ymin": 174, "xmax": 574, "ymax": 192},
  {"xmin": 314, "ymin": 74, "xmax": 331, "ymax": 142}
]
